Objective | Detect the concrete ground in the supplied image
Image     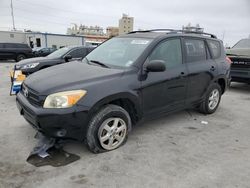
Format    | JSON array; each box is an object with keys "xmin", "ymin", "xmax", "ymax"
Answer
[{"xmin": 0, "ymin": 61, "xmax": 250, "ymax": 188}]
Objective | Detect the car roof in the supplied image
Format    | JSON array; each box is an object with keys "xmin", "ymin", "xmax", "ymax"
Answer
[
  {"xmin": 0, "ymin": 42, "xmax": 28, "ymax": 45},
  {"xmin": 66, "ymin": 45, "xmax": 94, "ymax": 49},
  {"xmin": 119, "ymin": 29, "xmax": 219, "ymax": 41}
]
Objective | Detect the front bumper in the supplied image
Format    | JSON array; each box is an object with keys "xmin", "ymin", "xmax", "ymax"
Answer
[
  {"xmin": 16, "ymin": 92, "xmax": 91, "ymax": 140},
  {"xmin": 231, "ymin": 68, "xmax": 250, "ymax": 83}
]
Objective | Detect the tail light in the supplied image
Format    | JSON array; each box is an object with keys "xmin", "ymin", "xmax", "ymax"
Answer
[{"xmin": 226, "ymin": 56, "xmax": 232, "ymax": 64}]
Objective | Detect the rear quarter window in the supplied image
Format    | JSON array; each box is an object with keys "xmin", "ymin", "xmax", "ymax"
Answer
[
  {"xmin": 17, "ymin": 44, "xmax": 29, "ymax": 48},
  {"xmin": 207, "ymin": 40, "xmax": 221, "ymax": 59}
]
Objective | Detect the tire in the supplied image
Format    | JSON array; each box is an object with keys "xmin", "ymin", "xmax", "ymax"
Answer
[
  {"xmin": 199, "ymin": 83, "xmax": 222, "ymax": 114},
  {"xmin": 86, "ymin": 104, "xmax": 131, "ymax": 153},
  {"xmin": 16, "ymin": 54, "xmax": 26, "ymax": 62}
]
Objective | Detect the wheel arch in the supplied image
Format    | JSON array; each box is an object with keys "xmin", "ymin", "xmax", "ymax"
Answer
[
  {"xmin": 16, "ymin": 53, "xmax": 26, "ymax": 61},
  {"xmin": 88, "ymin": 92, "xmax": 142, "ymax": 126},
  {"xmin": 212, "ymin": 75, "xmax": 227, "ymax": 94}
]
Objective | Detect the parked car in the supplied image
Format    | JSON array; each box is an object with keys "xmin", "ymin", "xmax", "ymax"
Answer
[
  {"xmin": 226, "ymin": 38, "xmax": 250, "ymax": 83},
  {"xmin": 33, "ymin": 47, "xmax": 57, "ymax": 57},
  {"xmin": 0, "ymin": 43, "xmax": 33, "ymax": 62},
  {"xmin": 15, "ymin": 46, "xmax": 95, "ymax": 76},
  {"xmin": 16, "ymin": 29, "xmax": 231, "ymax": 153}
]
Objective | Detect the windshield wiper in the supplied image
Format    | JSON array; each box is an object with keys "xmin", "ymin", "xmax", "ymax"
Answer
[{"xmin": 89, "ymin": 60, "xmax": 110, "ymax": 68}]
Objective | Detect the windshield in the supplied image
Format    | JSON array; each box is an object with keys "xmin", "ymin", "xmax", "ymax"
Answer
[
  {"xmin": 233, "ymin": 39, "xmax": 250, "ymax": 49},
  {"xmin": 47, "ymin": 47, "xmax": 70, "ymax": 58},
  {"xmin": 83, "ymin": 37, "xmax": 152, "ymax": 67},
  {"xmin": 32, "ymin": 47, "xmax": 42, "ymax": 52}
]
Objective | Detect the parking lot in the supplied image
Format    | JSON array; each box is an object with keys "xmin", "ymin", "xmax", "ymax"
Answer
[{"xmin": 0, "ymin": 61, "xmax": 250, "ymax": 188}]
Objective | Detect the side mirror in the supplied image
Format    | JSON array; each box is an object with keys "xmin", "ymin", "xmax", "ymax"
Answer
[
  {"xmin": 64, "ymin": 55, "xmax": 72, "ymax": 62},
  {"xmin": 146, "ymin": 60, "xmax": 166, "ymax": 72}
]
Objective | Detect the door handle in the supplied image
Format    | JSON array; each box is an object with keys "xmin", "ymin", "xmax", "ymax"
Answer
[{"xmin": 210, "ymin": 66, "xmax": 216, "ymax": 71}]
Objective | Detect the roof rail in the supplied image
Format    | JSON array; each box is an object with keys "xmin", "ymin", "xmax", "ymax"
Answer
[
  {"xmin": 170, "ymin": 30, "xmax": 217, "ymax": 38},
  {"xmin": 128, "ymin": 29, "xmax": 175, "ymax": 34},
  {"xmin": 128, "ymin": 29, "xmax": 217, "ymax": 39}
]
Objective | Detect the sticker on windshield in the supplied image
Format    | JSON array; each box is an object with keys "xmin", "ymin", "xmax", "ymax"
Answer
[{"xmin": 131, "ymin": 40, "xmax": 150, "ymax": 45}]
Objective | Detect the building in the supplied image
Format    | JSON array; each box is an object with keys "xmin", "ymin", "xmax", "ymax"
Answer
[
  {"xmin": 119, "ymin": 14, "xmax": 134, "ymax": 35},
  {"xmin": 0, "ymin": 30, "xmax": 26, "ymax": 44},
  {"xmin": 0, "ymin": 30, "xmax": 85, "ymax": 49},
  {"xmin": 106, "ymin": 26, "xmax": 119, "ymax": 38},
  {"xmin": 25, "ymin": 32, "xmax": 85, "ymax": 49},
  {"xmin": 67, "ymin": 24, "xmax": 105, "ymax": 36},
  {"xmin": 67, "ymin": 24, "xmax": 108, "ymax": 46}
]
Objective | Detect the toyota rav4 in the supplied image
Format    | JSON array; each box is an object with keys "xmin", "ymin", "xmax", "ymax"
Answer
[{"xmin": 16, "ymin": 29, "xmax": 231, "ymax": 153}]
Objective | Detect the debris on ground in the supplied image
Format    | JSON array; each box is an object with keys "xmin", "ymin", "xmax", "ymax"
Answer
[
  {"xmin": 26, "ymin": 132, "xmax": 80, "ymax": 167},
  {"xmin": 201, "ymin": 121, "xmax": 208, "ymax": 125}
]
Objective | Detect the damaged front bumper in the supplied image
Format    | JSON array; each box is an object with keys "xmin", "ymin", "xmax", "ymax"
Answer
[{"xmin": 16, "ymin": 91, "xmax": 90, "ymax": 141}]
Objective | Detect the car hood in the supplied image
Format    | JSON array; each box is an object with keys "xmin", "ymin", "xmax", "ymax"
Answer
[
  {"xmin": 24, "ymin": 61, "xmax": 125, "ymax": 94},
  {"xmin": 16, "ymin": 57, "xmax": 59, "ymax": 68},
  {"xmin": 226, "ymin": 48, "xmax": 250, "ymax": 57}
]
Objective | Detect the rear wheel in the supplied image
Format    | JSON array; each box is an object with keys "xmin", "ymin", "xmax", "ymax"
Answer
[
  {"xmin": 86, "ymin": 104, "xmax": 131, "ymax": 153},
  {"xmin": 16, "ymin": 54, "xmax": 26, "ymax": 62},
  {"xmin": 199, "ymin": 83, "xmax": 222, "ymax": 114}
]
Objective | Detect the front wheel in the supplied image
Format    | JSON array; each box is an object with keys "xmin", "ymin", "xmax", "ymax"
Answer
[
  {"xmin": 199, "ymin": 83, "xmax": 222, "ymax": 114},
  {"xmin": 86, "ymin": 104, "xmax": 131, "ymax": 153}
]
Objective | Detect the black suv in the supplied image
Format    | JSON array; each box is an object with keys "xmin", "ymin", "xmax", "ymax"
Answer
[
  {"xmin": 16, "ymin": 29, "xmax": 231, "ymax": 153},
  {"xmin": 15, "ymin": 46, "xmax": 95, "ymax": 75},
  {"xmin": 0, "ymin": 43, "xmax": 33, "ymax": 62}
]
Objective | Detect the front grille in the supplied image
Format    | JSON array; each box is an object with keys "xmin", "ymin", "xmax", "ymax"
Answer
[
  {"xmin": 230, "ymin": 57, "xmax": 250, "ymax": 68},
  {"xmin": 21, "ymin": 84, "xmax": 43, "ymax": 106}
]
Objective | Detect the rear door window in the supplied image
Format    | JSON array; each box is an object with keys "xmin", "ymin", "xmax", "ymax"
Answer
[
  {"xmin": 184, "ymin": 39, "xmax": 207, "ymax": 63},
  {"xmin": 5, "ymin": 43, "xmax": 16, "ymax": 48},
  {"xmin": 207, "ymin": 40, "xmax": 221, "ymax": 59}
]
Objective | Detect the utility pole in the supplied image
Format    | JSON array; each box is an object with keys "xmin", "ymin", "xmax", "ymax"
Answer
[
  {"xmin": 10, "ymin": 0, "xmax": 16, "ymax": 30},
  {"xmin": 222, "ymin": 30, "xmax": 226, "ymax": 42}
]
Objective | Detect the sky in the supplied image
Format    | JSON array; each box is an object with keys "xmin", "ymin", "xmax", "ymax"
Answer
[{"xmin": 0, "ymin": 0, "xmax": 249, "ymax": 46}]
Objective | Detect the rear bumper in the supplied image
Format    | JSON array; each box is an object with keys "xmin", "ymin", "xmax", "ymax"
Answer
[{"xmin": 16, "ymin": 92, "xmax": 91, "ymax": 140}]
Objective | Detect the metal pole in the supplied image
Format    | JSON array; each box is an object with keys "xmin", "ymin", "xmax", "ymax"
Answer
[
  {"xmin": 11, "ymin": 0, "xmax": 16, "ymax": 30},
  {"xmin": 222, "ymin": 30, "xmax": 225, "ymax": 42}
]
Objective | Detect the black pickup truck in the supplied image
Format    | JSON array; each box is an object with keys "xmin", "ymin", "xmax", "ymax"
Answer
[{"xmin": 226, "ymin": 38, "xmax": 250, "ymax": 83}]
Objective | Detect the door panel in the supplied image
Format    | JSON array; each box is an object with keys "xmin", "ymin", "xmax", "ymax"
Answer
[
  {"xmin": 141, "ymin": 38, "xmax": 188, "ymax": 116},
  {"xmin": 0, "ymin": 44, "xmax": 15, "ymax": 59},
  {"xmin": 184, "ymin": 38, "xmax": 218, "ymax": 104},
  {"xmin": 186, "ymin": 60, "xmax": 217, "ymax": 104}
]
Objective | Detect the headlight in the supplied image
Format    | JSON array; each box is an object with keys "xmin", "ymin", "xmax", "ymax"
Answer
[
  {"xmin": 22, "ymin": 62, "xmax": 40, "ymax": 69},
  {"xmin": 15, "ymin": 64, "xmax": 21, "ymax": 69},
  {"xmin": 43, "ymin": 90, "xmax": 87, "ymax": 108}
]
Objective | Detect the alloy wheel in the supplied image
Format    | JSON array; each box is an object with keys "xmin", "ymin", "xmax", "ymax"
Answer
[
  {"xmin": 98, "ymin": 117, "xmax": 127, "ymax": 150},
  {"xmin": 208, "ymin": 89, "xmax": 220, "ymax": 110}
]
